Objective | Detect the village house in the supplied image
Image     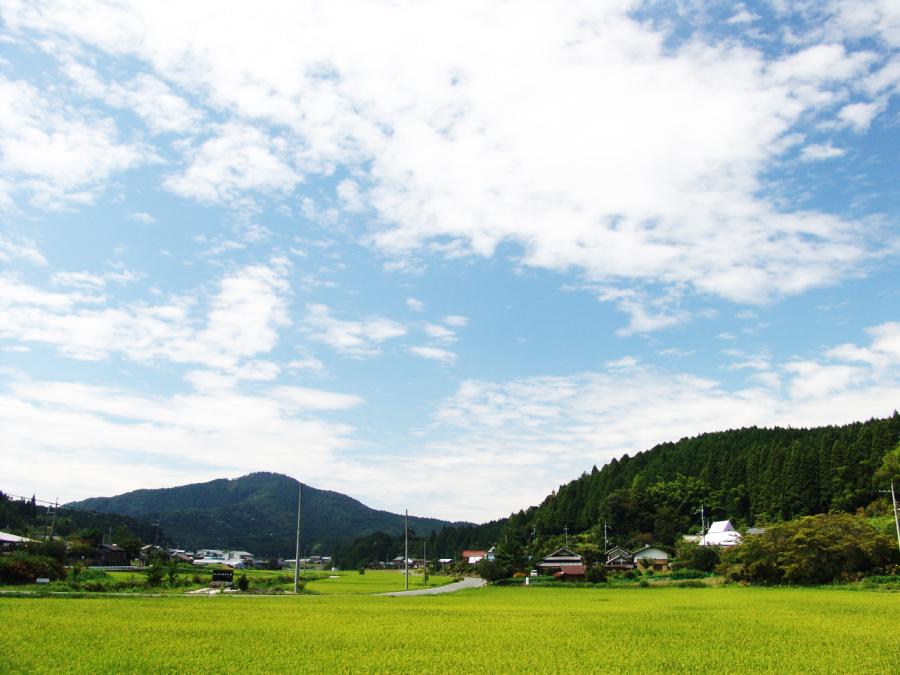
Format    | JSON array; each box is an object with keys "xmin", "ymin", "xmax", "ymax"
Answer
[
  {"xmin": 632, "ymin": 545, "xmax": 670, "ymax": 572},
  {"xmin": 461, "ymin": 549, "xmax": 488, "ymax": 564},
  {"xmin": 604, "ymin": 546, "xmax": 635, "ymax": 571},
  {"xmin": 94, "ymin": 543, "xmax": 129, "ymax": 566},
  {"xmin": 537, "ymin": 547, "xmax": 583, "ymax": 574}
]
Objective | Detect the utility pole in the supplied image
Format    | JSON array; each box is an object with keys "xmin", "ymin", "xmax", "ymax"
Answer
[
  {"xmin": 564, "ymin": 525, "xmax": 568, "ymax": 547},
  {"xmin": 698, "ymin": 505, "xmax": 706, "ymax": 539},
  {"xmin": 404, "ymin": 509, "xmax": 409, "ymax": 591},
  {"xmin": 603, "ymin": 521, "xmax": 610, "ymax": 552},
  {"xmin": 879, "ymin": 480, "xmax": 900, "ymax": 556},
  {"xmin": 293, "ymin": 482, "xmax": 302, "ymax": 594},
  {"xmin": 153, "ymin": 520, "xmax": 161, "ymax": 547},
  {"xmin": 48, "ymin": 499, "xmax": 58, "ymax": 539}
]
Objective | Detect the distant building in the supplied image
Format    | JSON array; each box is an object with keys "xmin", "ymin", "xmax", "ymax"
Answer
[
  {"xmin": 632, "ymin": 546, "xmax": 670, "ymax": 572},
  {"xmin": 701, "ymin": 520, "xmax": 742, "ymax": 547},
  {"xmin": 95, "ymin": 544, "xmax": 129, "ymax": 566},
  {"xmin": 0, "ymin": 531, "xmax": 35, "ymax": 552},
  {"xmin": 462, "ymin": 549, "xmax": 488, "ymax": 564},
  {"xmin": 537, "ymin": 547, "xmax": 583, "ymax": 574}
]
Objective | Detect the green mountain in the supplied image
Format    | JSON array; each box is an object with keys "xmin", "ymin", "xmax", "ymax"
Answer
[
  {"xmin": 67, "ymin": 472, "xmax": 465, "ymax": 558},
  {"xmin": 498, "ymin": 413, "xmax": 900, "ymax": 550}
]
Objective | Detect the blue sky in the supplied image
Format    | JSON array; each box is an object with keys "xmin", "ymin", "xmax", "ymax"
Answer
[{"xmin": 1, "ymin": 0, "xmax": 899, "ymax": 522}]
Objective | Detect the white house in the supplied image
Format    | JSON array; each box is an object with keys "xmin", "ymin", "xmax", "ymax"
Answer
[
  {"xmin": 632, "ymin": 545, "xmax": 670, "ymax": 571},
  {"xmin": 701, "ymin": 520, "xmax": 742, "ymax": 547}
]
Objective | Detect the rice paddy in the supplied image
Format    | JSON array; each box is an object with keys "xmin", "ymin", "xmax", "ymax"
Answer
[{"xmin": 2, "ymin": 585, "xmax": 897, "ymax": 673}]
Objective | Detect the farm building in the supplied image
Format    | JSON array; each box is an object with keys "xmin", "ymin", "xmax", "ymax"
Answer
[
  {"xmin": 701, "ymin": 520, "xmax": 742, "ymax": 547},
  {"xmin": 537, "ymin": 547, "xmax": 583, "ymax": 574},
  {"xmin": 632, "ymin": 546, "xmax": 670, "ymax": 572}
]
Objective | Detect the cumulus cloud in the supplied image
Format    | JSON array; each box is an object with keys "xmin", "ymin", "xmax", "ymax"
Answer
[
  {"xmin": 0, "ymin": 74, "xmax": 144, "ymax": 209},
  {"xmin": 405, "ymin": 297, "xmax": 425, "ymax": 312},
  {"xmin": 0, "ymin": 233, "xmax": 47, "ymax": 266},
  {"xmin": 0, "ymin": 259, "xmax": 291, "ymax": 374},
  {"xmin": 303, "ymin": 303, "xmax": 406, "ymax": 358},
  {"xmin": 800, "ymin": 143, "xmax": 846, "ymax": 161},
  {"xmin": 1, "ymin": 0, "xmax": 893, "ymax": 321},
  {"xmin": 409, "ymin": 345, "xmax": 457, "ymax": 365}
]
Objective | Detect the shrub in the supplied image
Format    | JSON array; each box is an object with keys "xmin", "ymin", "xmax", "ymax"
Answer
[
  {"xmin": 145, "ymin": 563, "xmax": 165, "ymax": 587},
  {"xmin": 358, "ymin": 567, "xmax": 366, "ymax": 575},
  {"xmin": 722, "ymin": 513, "xmax": 898, "ymax": 585},
  {"xmin": 584, "ymin": 565, "xmax": 607, "ymax": 583},
  {"xmin": 674, "ymin": 541, "xmax": 721, "ymax": 573},
  {"xmin": 0, "ymin": 552, "xmax": 65, "ymax": 584},
  {"xmin": 237, "ymin": 574, "xmax": 249, "ymax": 591}
]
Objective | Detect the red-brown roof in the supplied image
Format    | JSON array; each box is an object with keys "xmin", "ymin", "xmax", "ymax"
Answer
[
  {"xmin": 553, "ymin": 564, "xmax": 586, "ymax": 577},
  {"xmin": 462, "ymin": 550, "xmax": 487, "ymax": 557}
]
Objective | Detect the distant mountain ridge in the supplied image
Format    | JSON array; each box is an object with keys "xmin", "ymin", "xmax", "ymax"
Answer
[{"xmin": 67, "ymin": 472, "xmax": 467, "ymax": 558}]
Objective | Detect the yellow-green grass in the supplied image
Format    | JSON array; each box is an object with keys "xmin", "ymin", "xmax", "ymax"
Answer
[{"xmin": 2, "ymin": 586, "xmax": 898, "ymax": 673}]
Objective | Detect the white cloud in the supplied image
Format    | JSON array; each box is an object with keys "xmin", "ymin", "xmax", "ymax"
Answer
[
  {"xmin": 422, "ymin": 322, "xmax": 900, "ymax": 518},
  {"xmin": 0, "ymin": 233, "xmax": 47, "ymax": 266},
  {"xmin": 443, "ymin": 315, "xmax": 468, "ymax": 327},
  {"xmin": 270, "ymin": 385, "xmax": 364, "ymax": 411},
  {"xmin": 163, "ymin": 123, "xmax": 301, "ymax": 205},
  {"xmin": 2, "ymin": 1, "xmax": 890, "ymax": 316},
  {"xmin": 838, "ymin": 101, "xmax": 883, "ymax": 131},
  {"xmin": 405, "ymin": 297, "xmax": 425, "ymax": 312},
  {"xmin": 0, "ymin": 74, "xmax": 144, "ymax": 208},
  {"xmin": 423, "ymin": 322, "xmax": 456, "ymax": 343},
  {"xmin": 0, "ymin": 377, "xmax": 360, "ymax": 504},
  {"xmin": 303, "ymin": 303, "xmax": 406, "ymax": 358},
  {"xmin": 0, "ymin": 259, "xmax": 291, "ymax": 374},
  {"xmin": 129, "ymin": 212, "xmax": 155, "ymax": 224},
  {"xmin": 800, "ymin": 143, "xmax": 846, "ymax": 161},
  {"xmin": 287, "ymin": 356, "xmax": 326, "ymax": 376},
  {"xmin": 409, "ymin": 345, "xmax": 457, "ymax": 365},
  {"xmin": 727, "ymin": 8, "xmax": 757, "ymax": 25}
]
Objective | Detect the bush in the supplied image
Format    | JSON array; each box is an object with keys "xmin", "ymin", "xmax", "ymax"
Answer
[
  {"xmin": 722, "ymin": 513, "xmax": 898, "ymax": 585},
  {"xmin": 675, "ymin": 541, "xmax": 721, "ymax": 573},
  {"xmin": 676, "ymin": 580, "xmax": 706, "ymax": 588},
  {"xmin": 237, "ymin": 574, "xmax": 249, "ymax": 591},
  {"xmin": 145, "ymin": 563, "xmax": 164, "ymax": 587},
  {"xmin": 584, "ymin": 565, "xmax": 607, "ymax": 583},
  {"xmin": 358, "ymin": 567, "xmax": 366, "ymax": 575},
  {"xmin": 0, "ymin": 552, "xmax": 65, "ymax": 584}
]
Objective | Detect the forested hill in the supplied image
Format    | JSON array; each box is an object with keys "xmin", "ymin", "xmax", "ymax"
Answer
[
  {"xmin": 67, "ymin": 473, "xmax": 465, "ymax": 557},
  {"xmin": 500, "ymin": 414, "xmax": 900, "ymax": 548}
]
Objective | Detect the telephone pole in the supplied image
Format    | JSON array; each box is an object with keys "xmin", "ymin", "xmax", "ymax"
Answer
[
  {"xmin": 293, "ymin": 482, "xmax": 302, "ymax": 594},
  {"xmin": 404, "ymin": 509, "xmax": 409, "ymax": 591},
  {"xmin": 48, "ymin": 499, "xmax": 58, "ymax": 539},
  {"xmin": 603, "ymin": 521, "xmax": 610, "ymax": 552},
  {"xmin": 564, "ymin": 525, "xmax": 568, "ymax": 547},
  {"xmin": 879, "ymin": 480, "xmax": 900, "ymax": 556}
]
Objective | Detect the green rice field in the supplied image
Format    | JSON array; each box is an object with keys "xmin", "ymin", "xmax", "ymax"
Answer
[{"xmin": 2, "ymin": 586, "xmax": 898, "ymax": 673}]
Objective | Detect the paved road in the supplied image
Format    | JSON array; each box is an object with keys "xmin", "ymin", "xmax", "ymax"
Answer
[{"xmin": 378, "ymin": 576, "xmax": 486, "ymax": 596}]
